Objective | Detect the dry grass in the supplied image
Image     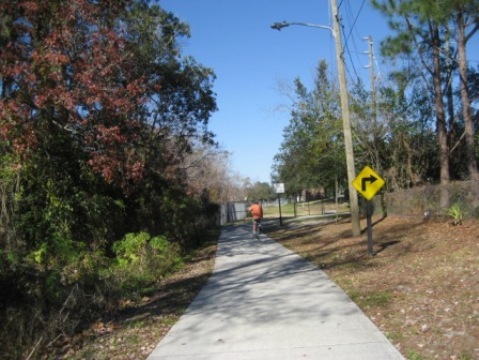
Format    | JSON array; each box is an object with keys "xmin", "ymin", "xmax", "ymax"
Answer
[{"xmin": 264, "ymin": 214, "xmax": 479, "ymax": 360}]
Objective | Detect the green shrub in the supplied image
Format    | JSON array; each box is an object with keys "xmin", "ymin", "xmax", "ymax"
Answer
[
  {"xmin": 447, "ymin": 203, "xmax": 465, "ymax": 225},
  {"xmin": 111, "ymin": 232, "xmax": 183, "ymax": 291}
]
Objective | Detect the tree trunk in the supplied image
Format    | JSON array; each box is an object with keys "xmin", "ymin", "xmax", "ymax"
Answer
[
  {"xmin": 457, "ymin": 12, "xmax": 479, "ymax": 181},
  {"xmin": 432, "ymin": 23, "xmax": 450, "ymax": 208}
]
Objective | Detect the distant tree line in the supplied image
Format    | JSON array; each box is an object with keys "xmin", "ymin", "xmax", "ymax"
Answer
[{"xmin": 272, "ymin": 0, "xmax": 479, "ymax": 207}]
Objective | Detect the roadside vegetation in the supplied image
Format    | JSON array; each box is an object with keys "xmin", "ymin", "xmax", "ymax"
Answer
[
  {"xmin": 44, "ymin": 232, "xmax": 219, "ymax": 360},
  {"xmin": 0, "ymin": 2, "xmax": 229, "ymax": 359}
]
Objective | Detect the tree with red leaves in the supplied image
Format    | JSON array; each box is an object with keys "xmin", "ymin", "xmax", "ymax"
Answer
[
  {"xmin": 0, "ymin": 0, "xmax": 150, "ymax": 185},
  {"xmin": 0, "ymin": 1, "xmax": 217, "ymax": 356}
]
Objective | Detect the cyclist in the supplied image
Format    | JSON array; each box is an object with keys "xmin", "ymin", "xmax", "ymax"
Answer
[{"xmin": 248, "ymin": 201, "xmax": 263, "ymax": 239}]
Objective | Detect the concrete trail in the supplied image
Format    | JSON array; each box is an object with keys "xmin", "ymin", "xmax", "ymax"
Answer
[{"xmin": 147, "ymin": 223, "xmax": 405, "ymax": 360}]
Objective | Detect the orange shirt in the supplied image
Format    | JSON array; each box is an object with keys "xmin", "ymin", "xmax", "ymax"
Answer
[{"xmin": 248, "ymin": 203, "xmax": 263, "ymax": 219}]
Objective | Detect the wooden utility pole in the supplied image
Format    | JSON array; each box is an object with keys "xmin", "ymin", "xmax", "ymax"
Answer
[
  {"xmin": 364, "ymin": 35, "xmax": 380, "ymax": 171},
  {"xmin": 365, "ymin": 35, "xmax": 376, "ymax": 122},
  {"xmin": 330, "ymin": 0, "xmax": 360, "ymax": 236}
]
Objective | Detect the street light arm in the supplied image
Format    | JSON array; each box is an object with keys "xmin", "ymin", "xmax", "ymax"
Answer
[
  {"xmin": 271, "ymin": 21, "xmax": 289, "ymax": 31},
  {"xmin": 270, "ymin": 21, "xmax": 333, "ymax": 34}
]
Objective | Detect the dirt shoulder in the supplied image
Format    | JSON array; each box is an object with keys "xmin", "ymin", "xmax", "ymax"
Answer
[{"xmin": 264, "ymin": 214, "xmax": 479, "ymax": 360}]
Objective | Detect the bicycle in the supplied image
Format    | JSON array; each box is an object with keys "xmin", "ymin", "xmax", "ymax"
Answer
[{"xmin": 253, "ymin": 218, "xmax": 261, "ymax": 239}]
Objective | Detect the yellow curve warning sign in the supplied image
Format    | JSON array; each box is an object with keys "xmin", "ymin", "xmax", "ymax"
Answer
[{"xmin": 352, "ymin": 166, "xmax": 385, "ymax": 201}]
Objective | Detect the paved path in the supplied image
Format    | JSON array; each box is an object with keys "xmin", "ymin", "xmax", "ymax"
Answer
[{"xmin": 147, "ymin": 224, "xmax": 405, "ymax": 360}]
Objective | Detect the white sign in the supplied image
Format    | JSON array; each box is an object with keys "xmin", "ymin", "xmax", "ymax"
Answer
[{"xmin": 274, "ymin": 183, "xmax": 285, "ymax": 194}]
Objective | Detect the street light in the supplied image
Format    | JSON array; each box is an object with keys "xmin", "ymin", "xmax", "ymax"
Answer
[
  {"xmin": 270, "ymin": 13, "xmax": 361, "ymax": 237},
  {"xmin": 271, "ymin": 21, "xmax": 332, "ymax": 32}
]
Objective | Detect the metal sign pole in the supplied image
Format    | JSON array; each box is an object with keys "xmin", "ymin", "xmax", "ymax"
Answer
[
  {"xmin": 278, "ymin": 194, "xmax": 283, "ymax": 226},
  {"xmin": 366, "ymin": 200, "xmax": 374, "ymax": 256},
  {"xmin": 274, "ymin": 183, "xmax": 285, "ymax": 226}
]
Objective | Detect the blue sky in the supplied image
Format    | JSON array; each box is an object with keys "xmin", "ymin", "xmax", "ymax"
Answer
[{"xmin": 159, "ymin": 0, "xmax": 393, "ymax": 183}]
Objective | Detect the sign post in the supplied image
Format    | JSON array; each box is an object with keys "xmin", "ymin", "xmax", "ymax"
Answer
[
  {"xmin": 366, "ymin": 200, "xmax": 374, "ymax": 255},
  {"xmin": 352, "ymin": 166, "xmax": 385, "ymax": 256},
  {"xmin": 274, "ymin": 183, "xmax": 285, "ymax": 226}
]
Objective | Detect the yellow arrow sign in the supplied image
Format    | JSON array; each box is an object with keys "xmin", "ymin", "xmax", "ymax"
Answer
[{"xmin": 352, "ymin": 166, "xmax": 385, "ymax": 200}]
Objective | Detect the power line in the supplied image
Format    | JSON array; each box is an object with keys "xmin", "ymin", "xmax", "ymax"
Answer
[
  {"xmin": 340, "ymin": 0, "xmax": 368, "ymax": 82},
  {"xmin": 346, "ymin": 6, "xmax": 366, "ymax": 68},
  {"xmin": 343, "ymin": 35, "xmax": 360, "ymax": 79},
  {"xmin": 344, "ymin": 41, "xmax": 360, "ymax": 80},
  {"xmin": 344, "ymin": 0, "xmax": 366, "ymax": 47}
]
